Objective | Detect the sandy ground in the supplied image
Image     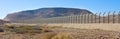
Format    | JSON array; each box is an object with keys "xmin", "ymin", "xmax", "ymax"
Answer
[
  {"xmin": 1, "ymin": 26, "xmax": 120, "ymax": 39},
  {"xmin": 45, "ymin": 23, "xmax": 120, "ymax": 32}
]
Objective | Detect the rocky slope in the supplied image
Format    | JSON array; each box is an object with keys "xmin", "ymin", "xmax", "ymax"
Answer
[{"xmin": 4, "ymin": 8, "xmax": 92, "ymax": 22}]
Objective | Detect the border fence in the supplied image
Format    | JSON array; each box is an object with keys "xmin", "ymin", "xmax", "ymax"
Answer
[{"xmin": 21, "ymin": 11, "xmax": 120, "ymax": 24}]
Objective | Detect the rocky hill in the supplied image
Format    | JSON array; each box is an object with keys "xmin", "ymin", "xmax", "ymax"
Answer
[{"xmin": 4, "ymin": 8, "xmax": 93, "ymax": 22}]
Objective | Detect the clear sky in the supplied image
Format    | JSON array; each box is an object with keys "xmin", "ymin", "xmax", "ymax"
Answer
[{"xmin": 0, "ymin": 0, "xmax": 120, "ymax": 19}]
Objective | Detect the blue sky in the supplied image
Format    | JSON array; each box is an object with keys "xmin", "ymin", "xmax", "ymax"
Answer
[{"xmin": 0, "ymin": 0, "xmax": 120, "ymax": 19}]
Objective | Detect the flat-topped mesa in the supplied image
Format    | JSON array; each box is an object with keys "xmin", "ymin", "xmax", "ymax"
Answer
[{"xmin": 4, "ymin": 7, "xmax": 93, "ymax": 22}]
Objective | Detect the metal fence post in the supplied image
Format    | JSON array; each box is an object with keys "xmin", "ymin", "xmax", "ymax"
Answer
[
  {"xmin": 119, "ymin": 11, "xmax": 120, "ymax": 23},
  {"xmin": 90, "ymin": 14, "xmax": 92, "ymax": 23},
  {"xmin": 81, "ymin": 15, "xmax": 83, "ymax": 24},
  {"xmin": 76, "ymin": 15, "xmax": 78, "ymax": 24},
  {"xmin": 103, "ymin": 12, "xmax": 106, "ymax": 23},
  {"xmin": 70, "ymin": 16, "xmax": 71, "ymax": 24},
  {"xmin": 83, "ymin": 14, "xmax": 84, "ymax": 24},
  {"xmin": 108, "ymin": 12, "xmax": 110, "ymax": 23},
  {"xmin": 113, "ymin": 11, "xmax": 115, "ymax": 23},
  {"xmin": 88, "ymin": 14, "xmax": 90, "ymax": 23},
  {"xmin": 66, "ymin": 16, "xmax": 68, "ymax": 23},
  {"xmin": 86, "ymin": 14, "xmax": 88, "ymax": 23},
  {"xmin": 78, "ymin": 15, "xmax": 80, "ymax": 23},
  {"xmin": 63, "ymin": 17, "xmax": 65, "ymax": 24},
  {"xmin": 99, "ymin": 12, "xmax": 101, "ymax": 23},
  {"xmin": 84, "ymin": 14, "xmax": 86, "ymax": 23},
  {"xmin": 95, "ymin": 13, "xmax": 97, "ymax": 23},
  {"xmin": 91, "ymin": 14, "xmax": 94, "ymax": 23},
  {"xmin": 75, "ymin": 15, "xmax": 77, "ymax": 23},
  {"xmin": 80, "ymin": 15, "xmax": 82, "ymax": 23},
  {"xmin": 71, "ymin": 16, "xmax": 73, "ymax": 24},
  {"xmin": 72, "ymin": 15, "xmax": 74, "ymax": 24}
]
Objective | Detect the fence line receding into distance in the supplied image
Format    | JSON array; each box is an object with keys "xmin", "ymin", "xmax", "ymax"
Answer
[{"xmin": 20, "ymin": 11, "xmax": 120, "ymax": 24}]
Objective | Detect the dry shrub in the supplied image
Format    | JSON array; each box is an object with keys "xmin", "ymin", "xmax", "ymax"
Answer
[
  {"xmin": 51, "ymin": 33, "xmax": 72, "ymax": 39},
  {"xmin": 0, "ymin": 28, "xmax": 4, "ymax": 32},
  {"xmin": 38, "ymin": 32, "xmax": 57, "ymax": 39},
  {"xmin": 9, "ymin": 34, "xmax": 22, "ymax": 39},
  {"xmin": 40, "ymin": 26, "xmax": 60, "ymax": 28},
  {"xmin": 48, "ymin": 26, "xmax": 63, "ymax": 28},
  {"xmin": 37, "ymin": 32, "xmax": 72, "ymax": 39}
]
